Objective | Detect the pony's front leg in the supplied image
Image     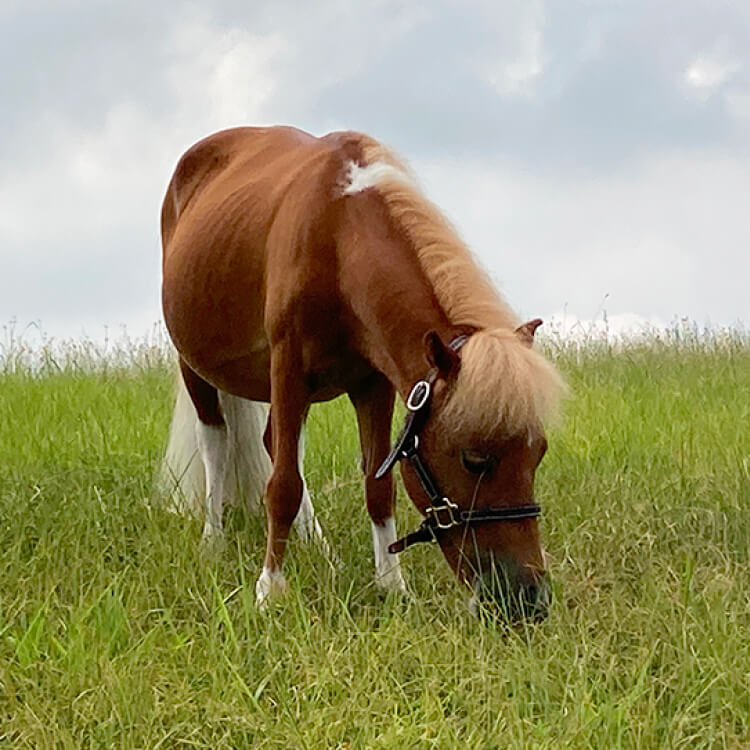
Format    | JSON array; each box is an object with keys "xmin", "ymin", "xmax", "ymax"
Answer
[
  {"xmin": 256, "ymin": 346, "xmax": 308, "ymax": 607},
  {"xmin": 351, "ymin": 375, "xmax": 406, "ymax": 593},
  {"xmin": 264, "ymin": 412, "xmax": 327, "ymax": 548}
]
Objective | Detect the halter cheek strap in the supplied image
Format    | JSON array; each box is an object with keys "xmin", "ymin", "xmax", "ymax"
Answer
[
  {"xmin": 374, "ymin": 379, "xmax": 433, "ymax": 481},
  {"xmin": 375, "ymin": 335, "xmax": 542, "ymax": 554}
]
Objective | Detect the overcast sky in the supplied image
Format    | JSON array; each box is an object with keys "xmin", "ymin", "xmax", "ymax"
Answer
[{"xmin": 1, "ymin": 0, "xmax": 748, "ymax": 343}]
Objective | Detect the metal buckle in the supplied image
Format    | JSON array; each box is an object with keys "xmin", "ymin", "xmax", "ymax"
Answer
[
  {"xmin": 406, "ymin": 380, "xmax": 431, "ymax": 412},
  {"xmin": 425, "ymin": 498, "xmax": 459, "ymax": 529}
]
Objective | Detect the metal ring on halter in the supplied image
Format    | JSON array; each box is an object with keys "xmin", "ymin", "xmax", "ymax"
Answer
[{"xmin": 406, "ymin": 380, "xmax": 431, "ymax": 412}]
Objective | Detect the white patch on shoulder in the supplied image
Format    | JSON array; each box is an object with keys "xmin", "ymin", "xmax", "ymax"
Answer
[{"xmin": 342, "ymin": 160, "xmax": 411, "ymax": 195}]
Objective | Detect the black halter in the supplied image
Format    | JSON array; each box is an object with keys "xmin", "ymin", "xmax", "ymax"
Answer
[{"xmin": 375, "ymin": 335, "xmax": 542, "ymax": 554}]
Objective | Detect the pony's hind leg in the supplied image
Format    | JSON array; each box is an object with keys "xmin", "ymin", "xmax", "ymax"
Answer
[
  {"xmin": 350, "ymin": 375, "xmax": 406, "ymax": 593},
  {"xmin": 179, "ymin": 360, "xmax": 228, "ymax": 544},
  {"xmin": 197, "ymin": 424, "xmax": 227, "ymax": 542},
  {"xmin": 294, "ymin": 428, "xmax": 326, "ymax": 542}
]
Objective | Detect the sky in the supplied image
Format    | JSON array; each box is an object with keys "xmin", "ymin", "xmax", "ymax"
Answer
[{"xmin": 1, "ymin": 0, "xmax": 748, "ymax": 344}]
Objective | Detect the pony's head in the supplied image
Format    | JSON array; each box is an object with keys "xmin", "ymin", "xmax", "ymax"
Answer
[{"xmin": 387, "ymin": 320, "xmax": 564, "ymax": 620}]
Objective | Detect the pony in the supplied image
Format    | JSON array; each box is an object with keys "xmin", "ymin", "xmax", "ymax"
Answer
[{"xmin": 159, "ymin": 126, "xmax": 565, "ymax": 618}]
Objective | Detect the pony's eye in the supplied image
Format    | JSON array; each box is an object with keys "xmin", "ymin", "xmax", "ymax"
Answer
[{"xmin": 461, "ymin": 450, "xmax": 494, "ymax": 475}]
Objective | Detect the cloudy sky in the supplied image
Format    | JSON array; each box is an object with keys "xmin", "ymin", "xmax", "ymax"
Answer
[{"xmin": 1, "ymin": 0, "xmax": 748, "ymax": 343}]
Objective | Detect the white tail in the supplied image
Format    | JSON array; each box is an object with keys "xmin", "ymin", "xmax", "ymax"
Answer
[{"xmin": 158, "ymin": 373, "xmax": 271, "ymax": 515}]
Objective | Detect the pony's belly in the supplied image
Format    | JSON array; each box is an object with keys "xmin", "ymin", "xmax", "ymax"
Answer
[
  {"xmin": 202, "ymin": 354, "xmax": 272, "ymax": 401},
  {"xmin": 162, "ymin": 244, "xmax": 269, "ymax": 381},
  {"xmin": 304, "ymin": 354, "xmax": 375, "ymax": 402}
]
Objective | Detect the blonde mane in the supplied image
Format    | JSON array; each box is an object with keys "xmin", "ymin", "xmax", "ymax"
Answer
[{"xmin": 353, "ymin": 137, "xmax": 566, "ymax": 434}]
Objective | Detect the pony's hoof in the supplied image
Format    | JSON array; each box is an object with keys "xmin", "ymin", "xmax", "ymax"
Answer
[
  {"xmin": 375, "ymin": 570, "xmax": 408, "ymax": 595},
  {"xmin": 255, "ymin": 567, "xmax": 289, "ymax": 609}
]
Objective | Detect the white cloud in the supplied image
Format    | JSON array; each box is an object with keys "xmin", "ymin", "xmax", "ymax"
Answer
[
  {"xmin": 685, "ymin": 56, "xmax": 739, "ymax": 88},
  {"xmin": 487, "ymin": 27, "xmax": 544, "ymax": 96},
  {"xmin": 0, "ymin": 11, "xmax": 289, "ymax": 245},
  {"xmin": 684, "ymin": 49, "xmax": 741, "ymax": 95},
  {"xmin": 0, "ymin": 10, "xmax": 294, "ymax": 336},
  {"xmin": 1, "ymin": 1, "xmax": 749, "ymax": 338},
  {"xmin": 166, "ymin": 15, "xmax": 287, "ymax": 130},
  {"xmin": 474, "ymin": 0, "xmax": 546, "ymax": 96},
  {"xmin": 0, "ymin": 104, "xmax": 161, "ymax": 250},
  {"xmin": 414, "ymin": 151, "xmax": 750, "ymax": 327}
]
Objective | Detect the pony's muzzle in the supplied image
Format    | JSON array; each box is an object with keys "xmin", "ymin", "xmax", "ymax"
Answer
[{"xmin": 470, "ymin": 562, "xmax": 551, "ymax": 621}]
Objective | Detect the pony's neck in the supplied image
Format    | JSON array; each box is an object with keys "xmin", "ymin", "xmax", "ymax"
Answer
[{"xmin": 338, "ymin": 195, "xmax": 462, "ymax": 398}]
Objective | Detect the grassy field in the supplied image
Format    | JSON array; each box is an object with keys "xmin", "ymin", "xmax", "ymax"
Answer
[{"xmin": 0, "ymin": 330, "xmax": 748, "ymax": 748}]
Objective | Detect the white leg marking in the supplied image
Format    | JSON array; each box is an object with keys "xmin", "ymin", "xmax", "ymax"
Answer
[
  {"xmin": 292, "ymin": 428, "xmax": 332, "ymax": 556},
  {"xmin": 255, "ymin": 566, "xmax": 289, "ymax": 608},
  {"xmin": 295, "ymin": 485, "xmax": 325, "ymax": 542},
  {"xmin": 196, "ymin": 422, "xmax": 228, "ymax": 542},
  {"xmin": 372, "ymin": 518, "xmax": 407, "ymax": 593}
]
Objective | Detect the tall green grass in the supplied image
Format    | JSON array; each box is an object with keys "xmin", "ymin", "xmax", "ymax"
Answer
[{"xmin": 0, "ymin": 330, "xmax": 748, "ymax": 748}]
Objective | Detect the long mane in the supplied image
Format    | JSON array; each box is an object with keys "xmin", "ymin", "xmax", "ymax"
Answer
[{"xmin": 346, "ymin": 136, "xmax": 566, "ymax": 435}]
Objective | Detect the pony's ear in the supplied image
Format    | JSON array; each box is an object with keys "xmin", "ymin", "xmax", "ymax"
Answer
[
  {"xmin": 515, "ymin": 318, "xmax": 543, "ymax": 347},
  {"xmin": 424, "ymin": 331, "xmax": 461, "ymax": 375}
]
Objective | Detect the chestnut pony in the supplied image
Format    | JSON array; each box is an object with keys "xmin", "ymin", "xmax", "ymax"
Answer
[{"xmin": 160, "ymin": 126, "xmax": 564, "ymax": 617}]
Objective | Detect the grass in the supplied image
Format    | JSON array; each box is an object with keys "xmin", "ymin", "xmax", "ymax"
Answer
[{"xmin": 0, "ymin": 328, "xmax": 748, "ymax": 748}]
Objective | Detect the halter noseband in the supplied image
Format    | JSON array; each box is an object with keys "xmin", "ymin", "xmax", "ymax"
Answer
[{"xmin": 374, "ymin": 335, "xmax": 542, "ymax": 554}]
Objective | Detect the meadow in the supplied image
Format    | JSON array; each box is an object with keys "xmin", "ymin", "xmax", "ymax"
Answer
[{"xmin": 0, "ymin": 326, "xmax": 748, "ymax": 748}]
